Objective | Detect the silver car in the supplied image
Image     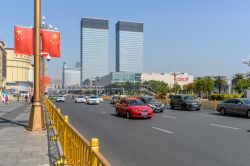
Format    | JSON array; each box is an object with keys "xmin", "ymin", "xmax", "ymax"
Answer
[
  {"xmin": 56, "ymin": 95, "xmax": 65, "ymax": 102},
  {"xmin": 75, "ymin": 95, "xmax": 86, "ymax": 103},
  {"xmin": 87, "ymin": 96, "xmax": 100, "ymax": 105},
  {"xmin": 216, "ymin": 98, "xmax": 250, "ymax": 118}
]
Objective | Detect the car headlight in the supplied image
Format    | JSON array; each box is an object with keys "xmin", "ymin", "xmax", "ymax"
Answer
[{"xmin": 149, "ymin": 104, "xmax": 156, "ymax": 108}]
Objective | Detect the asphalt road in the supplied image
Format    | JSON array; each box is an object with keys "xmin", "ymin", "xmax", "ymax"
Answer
[{"xmin": 55, "ymin": 97, "xmax": 250, "ymax": 166}]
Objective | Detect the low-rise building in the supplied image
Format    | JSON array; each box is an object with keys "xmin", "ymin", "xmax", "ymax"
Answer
[
  {"xmin": 5, "ymin": 48, "xmax": 33, "ymax": 94},
  {"xmin": 96, "ymin": 71, "xmax": 193, "ymax": 88},
  {"xmin": 96, "ymin": 72, "xmax": 141, "ymax": 86},
  {"xmin": 140, "ymin": 72, "xmax": 193, "ymax": 88},
  {"xmin": 0, "ymin": 40, "xmax": 6, "ymax": 90},
  {"xmin": 62, "ymin": 62, "xmax": 80, "ymax": 88}
]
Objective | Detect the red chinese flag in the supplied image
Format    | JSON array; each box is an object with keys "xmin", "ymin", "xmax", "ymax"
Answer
[
  {"xmin": 14, "ymin": 26, "xmax": 34, "ymax": 55},
  {"xmin": 40, "ymin": 76, "xmax": 51, "ymax": 90},
  {"xmin": 41, "ymin": 29, "xmax": 60, "ymax": 58}
]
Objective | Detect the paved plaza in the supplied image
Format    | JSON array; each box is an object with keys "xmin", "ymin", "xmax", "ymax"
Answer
[{"xmin": 0, "ymin": 102, "xmax": 50, "ymax": 166}]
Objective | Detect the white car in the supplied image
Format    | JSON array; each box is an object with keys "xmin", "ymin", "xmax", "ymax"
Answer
[
  {"xmin": 98, "ymin": 96, "xmax": 104, "ymax": 103},
  {"xmin": 56, "ymin": 95, "xmax": 65, "ymax": 102},
  {"xmin": 75, "ymin": 95, "xmax": 86, "ymax": 103},
  {"xmin": 87, "ymin": 96, "xmax": 100, "ymax": 105}
]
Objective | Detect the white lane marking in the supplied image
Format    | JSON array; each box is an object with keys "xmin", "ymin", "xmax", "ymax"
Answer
[
  {"xmin": 199, "ymin": 114, "xmax": 214, "ymax": 117},
  {"xmin": 152, "ymin": 127, "xmax": 173, "ymax": 134},
  {"xmin": 162, "ymin": 115, "xmax": 176, "ymax": 119},
  {"xmin": 101, "ymin": 111, "xmax": 107, "ymax": 114},
  {"xmin": 210, "ymin": 124, "xmax": 240, "ymax": 130}
]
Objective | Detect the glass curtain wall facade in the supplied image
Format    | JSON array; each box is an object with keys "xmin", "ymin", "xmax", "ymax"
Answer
[
  {"xmin": 116, "ymin": 21, "xmax": 144, "ymax": 73},
  {"xmin": 80, "ymin": 18, "xmax": 109, "ymax": 85}
]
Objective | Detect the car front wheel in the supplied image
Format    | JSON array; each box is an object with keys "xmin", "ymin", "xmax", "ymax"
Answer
[
  {"xmin": 220, "ymin": 108, "xmax": 226, "ymax": 116},
  {"xmin": 247, "ymin": 110, "xmax": 250, "ymax": 118},
  {"xmin": 116, "ymin": 109, "xmax": 120, "ymax": 116},
  {"xmin": 126, "ymin": 111, "xmax": 131, "ymax": 119},
  {"xmin": 182, "ymin": 104, "xmax": 188, "ymax": 110}
]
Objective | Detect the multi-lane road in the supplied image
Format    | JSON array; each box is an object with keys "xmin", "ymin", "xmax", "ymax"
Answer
[{"xmin": 55, "ymin": 97, "xmax": 250, "ymax": 166}]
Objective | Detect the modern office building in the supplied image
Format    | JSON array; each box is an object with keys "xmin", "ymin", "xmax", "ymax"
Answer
[
  {"xmin": 116, "ymin": 21, "xmax": 144, "ymax": 73},
  {"xmin": 80, "ymin": 18, "xmax": 109, "ymax": 86},
  {"xmin": 0, "ymin": 40, "xmax": 6, "ymax": 90},
  {"xmin": 62, "ymin": 62, "xmax": 81, "ymax": 87}
]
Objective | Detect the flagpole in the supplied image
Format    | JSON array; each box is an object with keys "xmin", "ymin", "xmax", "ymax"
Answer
[{"xmin": 28, "ymin": 0, "xmax": 45, "ymax": 131}]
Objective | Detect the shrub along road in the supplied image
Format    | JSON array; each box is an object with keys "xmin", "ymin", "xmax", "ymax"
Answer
[{"xmin": 55, "ymin": 97, "xmax": 250, "ymax": 166}]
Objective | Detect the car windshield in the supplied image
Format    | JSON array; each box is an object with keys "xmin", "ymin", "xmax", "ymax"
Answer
[
  {"xmin": 242, "ymin": 99, "xmax": 250, "ymax": 104},
  {"xmin": 58, "ymin": 95, "xmax": 63, "ymax": 97},
  {"xmin": 146, "ymin": 97, "xmax": 158, "ymax": 102},
  {"xmin": 182, "ymin": 96, "xmax": 194, "ymax": 101},
  {"xmin": 90, "ymin": 96, "xmax": 98, "ymax": 99},
  {"xmin": 127, "ymin": 99, "xmax": 145, "ymax": 106},
  {"xmin": 112, "ymin": 96, "xmax": 119, "ymax": 100},
  {"xmin": 78, "ymin": 96, "xmax": 84, "ymax": 98}
]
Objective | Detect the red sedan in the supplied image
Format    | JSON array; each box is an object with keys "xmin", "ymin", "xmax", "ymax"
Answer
[{"xmin": 115, "ymin": 98, "xmax": 154, "ymax": 119}]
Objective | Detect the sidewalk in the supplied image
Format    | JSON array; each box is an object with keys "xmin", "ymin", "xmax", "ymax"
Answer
[{"xmin": 0, "ymin": 102, "xmax": 50, "ymax": 166}]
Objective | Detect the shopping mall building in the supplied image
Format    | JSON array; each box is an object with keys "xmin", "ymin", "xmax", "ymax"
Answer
[{"xmin": 96, "ymin": 72, "xmax": 193, "ymax": 88}]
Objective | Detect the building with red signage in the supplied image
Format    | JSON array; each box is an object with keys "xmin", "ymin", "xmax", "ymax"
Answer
[{"xmin": 141, "ymin": 72, "xmax": 193, "ymax": 88}]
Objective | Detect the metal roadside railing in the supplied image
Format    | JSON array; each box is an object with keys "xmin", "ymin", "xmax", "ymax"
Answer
[{"xmin": 43, "ymin": 97, "xmax": 111, "ymax": 166}]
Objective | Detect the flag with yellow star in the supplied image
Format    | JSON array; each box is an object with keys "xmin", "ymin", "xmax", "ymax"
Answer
[
  {"xmin": 14, "ymin": 25, "xmax": 34, "ymax": 55},
  {"xmin": 41, "ymin": 29, "xmax": 60, "ymax": 58},
  {"xmin": 40, "ymin": 75, "xmax": 51, "ymax": 91}
]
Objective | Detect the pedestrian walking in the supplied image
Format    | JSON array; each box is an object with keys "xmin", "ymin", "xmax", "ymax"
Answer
[
  {"xmin": 5, "ymin": 95, "xmax": 9, "ymax": 104},
  {"xmin": 2, "ymin": 95, "xmax": 5, "ymax": 104},
  {"xmin": 31, "ymin": 95, "xmax": 34, "ymax": 103},
  {"xmin": 25, "ymin": 95, "xmax": 28, "ymax": 102}
]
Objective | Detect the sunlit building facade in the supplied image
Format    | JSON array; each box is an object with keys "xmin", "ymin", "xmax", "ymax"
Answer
[
  {"xmin": 5, "ymin": 48, "xmax": 33, "ymax": 94},
  {"xmin": 0, "ymin": 41, "xmax": 6, "ymax": 90},
  {"xmin": 116, "ymin": 21, "xmax": 144, "ymax": 73},
  {"xmin": 80, "ymin": 18, "xmax": 109, "ymax": 86},
  {"xmin": 62, "ymin": 62, "xmax": 81, "ymax": 87}
]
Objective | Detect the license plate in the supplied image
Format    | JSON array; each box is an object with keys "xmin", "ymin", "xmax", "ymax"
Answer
[{"xmin": 141, "ymin": 112, "xmax": 148, "ymax": 116}]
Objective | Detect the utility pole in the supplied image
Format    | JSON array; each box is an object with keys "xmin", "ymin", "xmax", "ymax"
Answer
[{"xmin": 28, "ymin": 0, "xmax": 45, "ymax": 131}]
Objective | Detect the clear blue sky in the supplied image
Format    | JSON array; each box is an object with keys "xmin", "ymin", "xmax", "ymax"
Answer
[{"xmin": 1, "ymin": 0, "xmax": 250, "ymax": 79}]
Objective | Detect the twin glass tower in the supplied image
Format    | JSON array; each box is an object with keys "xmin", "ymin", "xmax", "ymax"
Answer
[{"xmin": 80, "ymin": 18, "xmax": 144, "ymax": 85}]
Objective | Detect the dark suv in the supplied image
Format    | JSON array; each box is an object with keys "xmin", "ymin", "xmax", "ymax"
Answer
[{"xmin": 170, "ymin": 95, "xmax": 201, "ymax": 111}]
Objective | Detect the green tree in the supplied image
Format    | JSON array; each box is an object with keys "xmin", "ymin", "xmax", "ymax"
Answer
[
  {"xmin": 172, "ymin": 83, "xmax": 181, "ymax": 94},
  {"xmin": 214, "ymin": 76, "xmax": 227, "ymax": 94},
  {"xmin": 183, "ymin": 83, "xmax": 194, "ymax": 94},
  {"xmin": 232, "ymin": 73, "xmax": 245, "ymax": 93},
  {"xmin": 234, "ymin": 78, "xmax": 250, "ymax": 93},
  {"xmin": 143, "ymin": 80, "xmax": 170, "ymax": 97},
  {"xmin": 203, "ymin": 76, "xmax": 215, "ymax": 95},
  {"xmin": 193, "ymin": 77, "xmax": 205, "ymax": 96}
]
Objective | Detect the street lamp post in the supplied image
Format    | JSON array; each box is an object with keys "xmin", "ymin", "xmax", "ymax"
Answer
[
  {"xmin": 28, "ymin": 0, "xmax": 45, "ymax": 131},
  {"xmin": 41, "ymin": 17, "xmax": 57, "ymax": 99}
]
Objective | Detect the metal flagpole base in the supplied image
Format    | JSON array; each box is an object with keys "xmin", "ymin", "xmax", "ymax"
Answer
[{"xmin": 27, "ymin": 102, "xmax": 45, "ymax": 131}]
